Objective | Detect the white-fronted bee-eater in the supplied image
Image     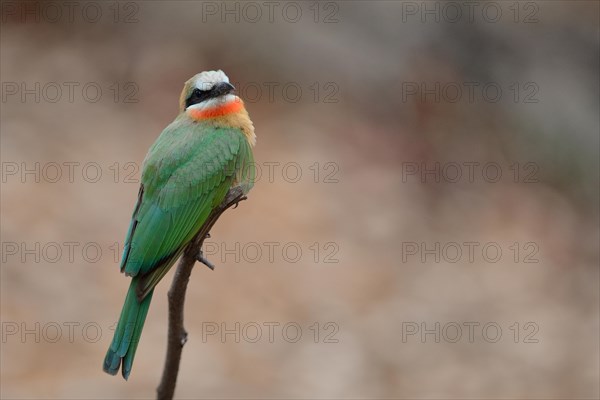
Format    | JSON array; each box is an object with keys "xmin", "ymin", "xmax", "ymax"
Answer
[{"xmin": 103, "ymin": 70, "xmax": 256, "ymax": 379}]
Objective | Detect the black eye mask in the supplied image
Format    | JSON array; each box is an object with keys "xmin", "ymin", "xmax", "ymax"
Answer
[{"xmin": 185, "ymin": 82, "xmax": 235, "ymax": 108}]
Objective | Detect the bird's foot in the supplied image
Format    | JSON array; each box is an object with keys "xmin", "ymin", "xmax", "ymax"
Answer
[
  {"xmin": 232, "ymin": 195, "xmax": 247, "ymax": 209},
  {"xmin": 227, "ymin": 193, "xmax": 248, "ymax": 210}
]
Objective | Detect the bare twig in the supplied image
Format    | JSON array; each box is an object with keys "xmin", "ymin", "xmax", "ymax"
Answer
[{"xmin": 156, "ymin": 186, "xmax": 247, "ymax": 400}]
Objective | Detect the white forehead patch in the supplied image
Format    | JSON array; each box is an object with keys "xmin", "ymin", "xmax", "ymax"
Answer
[{"xmin": 192, "ymin": 70, "xmax": 230, "ymax": 91}]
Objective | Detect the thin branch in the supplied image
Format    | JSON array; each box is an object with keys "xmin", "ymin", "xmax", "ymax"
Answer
[{"xmin": 156, "ymin": 186, "xmax": 247, "ymax": 400}]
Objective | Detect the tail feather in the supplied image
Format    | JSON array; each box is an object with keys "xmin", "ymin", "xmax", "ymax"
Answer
[{"xmin": 103, "ymin": 277, "xmax": 154, "ymax": 380}]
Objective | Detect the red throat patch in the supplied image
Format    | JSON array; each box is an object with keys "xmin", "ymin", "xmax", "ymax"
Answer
[{"xmin": 187, "ymin": 98, "xmax": 244, "ymax": 120}]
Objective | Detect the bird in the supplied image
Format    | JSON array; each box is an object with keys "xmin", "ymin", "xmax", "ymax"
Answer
[{"xmin": 103, "ymin": 70, "xmax": 256, "ymax": 380}]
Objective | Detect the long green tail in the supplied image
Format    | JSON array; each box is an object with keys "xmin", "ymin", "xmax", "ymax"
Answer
[{"xmin": 103, "ymin": 277, "xmax": 154, "ymax": 380}]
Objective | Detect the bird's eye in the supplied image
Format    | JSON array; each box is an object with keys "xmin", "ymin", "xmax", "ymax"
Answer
[{"xmin": 186, "ymin": 87, "xmax": 211, "ymax": 109}]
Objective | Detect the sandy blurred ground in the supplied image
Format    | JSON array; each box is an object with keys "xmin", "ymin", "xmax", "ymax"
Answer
[{"xmin": 1, "ymin": 1, "xmax": 599, "ymax": 399}]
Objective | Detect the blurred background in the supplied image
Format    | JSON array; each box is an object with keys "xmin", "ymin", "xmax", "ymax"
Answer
[{"xmin": 1, "ymin": 1, "xmax": 599, "ymax": 398}]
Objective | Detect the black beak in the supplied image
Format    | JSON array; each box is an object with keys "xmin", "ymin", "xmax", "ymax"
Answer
[{"xmin": 212, "ymin": 82, "xmax": 235, "ymax": 97}]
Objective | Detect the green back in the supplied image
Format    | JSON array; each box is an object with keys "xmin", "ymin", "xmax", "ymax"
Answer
[{"xmin": 119, "ymin": 116, "xmax": 254, "ymax": 297}]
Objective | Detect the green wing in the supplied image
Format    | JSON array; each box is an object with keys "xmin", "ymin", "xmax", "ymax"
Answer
[{"xmin": 119, "ymin": 121, "xmax": 254, "ymax": 299}]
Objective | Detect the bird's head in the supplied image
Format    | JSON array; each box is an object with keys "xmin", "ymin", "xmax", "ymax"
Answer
[
  {"xmin": 179, "ymin": 70, "xmax": 237, "ymax": 114},
  {"xmin": 179, "ymin": 70, "xmax": 255, "ymax": 145}
]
